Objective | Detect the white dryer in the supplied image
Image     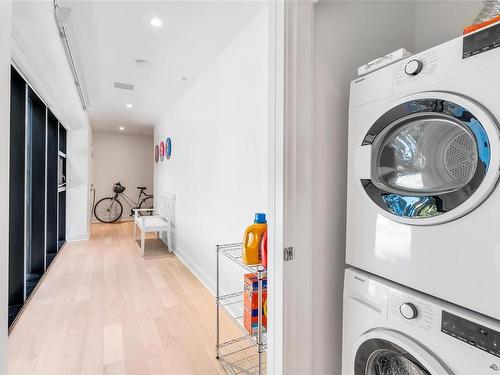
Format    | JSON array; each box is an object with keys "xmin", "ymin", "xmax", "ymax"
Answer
[
  {"xmin": 346, "ymin": 22, "xmax": 500, "ymax": 319},
  {"xmin": 343, "ymin": 267, "xmax": 500, "ymax": 375}
]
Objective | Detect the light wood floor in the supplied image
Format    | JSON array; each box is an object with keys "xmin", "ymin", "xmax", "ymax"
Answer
[{"xmin": 8, "ymin": 222, "xmax": 239, "ymax": 375}]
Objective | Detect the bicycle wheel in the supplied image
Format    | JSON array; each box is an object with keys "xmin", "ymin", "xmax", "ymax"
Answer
[
  {"xmin": 138, "ymin": 196, "xmax": 154, "ymax": 216},
  {"xmin": 94, "ymin": 197, "xmax": 123, "ymax": 223}
]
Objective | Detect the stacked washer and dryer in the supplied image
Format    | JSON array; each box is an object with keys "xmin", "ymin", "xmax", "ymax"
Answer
[{"xmin": 343, "ymin": 22, "xmax": 500, "ymax": 374}]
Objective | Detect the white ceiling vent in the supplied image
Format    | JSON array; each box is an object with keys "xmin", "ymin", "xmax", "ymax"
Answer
[
  {"xmin": 114, "ymin": 81, "xmax": 135, "ymax": 91},
  {"xmin": 135, "ymin": 58, "xmax": 150, "ymax": 65}
]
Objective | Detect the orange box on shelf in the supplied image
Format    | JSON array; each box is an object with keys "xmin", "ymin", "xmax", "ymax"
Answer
[
  {"xmin": 244, "ymin": 304, "xmax": 267, "ymax": 335},
  {"xmin": 244, "ymin": 273, "xmax": 267, "ymax": 291},
  {"xmin": 244, "ymin": 287, "xmax": 268, "ymax": 310},
  {"xmin": 243, "ymin": 273, "xmax": 267, "ymax": 335},
  {"xmin": 463, "ymin": 15, "xmax": 500, "ymax": 35},
  {"xmin": 244, "ymin": 273, "xmax": 268, "ymax": 311}
]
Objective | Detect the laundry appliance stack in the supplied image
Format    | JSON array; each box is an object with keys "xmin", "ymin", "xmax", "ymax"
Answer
[{"xmin": 343, "ymin": 21, "xmax": 500, "ymax": 375}]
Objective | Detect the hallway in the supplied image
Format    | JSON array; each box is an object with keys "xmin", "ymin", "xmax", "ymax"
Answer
[{"xmin": 8, "ymin": 223, "xmax": 235, "ymax": 375}]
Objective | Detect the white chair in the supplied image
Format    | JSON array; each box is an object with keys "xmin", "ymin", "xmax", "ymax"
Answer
[{"xmin": 133, "ymin": 193, "xmax": 175, "ymax": 256}]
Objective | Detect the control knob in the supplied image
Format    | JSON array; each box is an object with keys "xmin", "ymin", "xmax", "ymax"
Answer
[
  {"xmin": 404, "ymin": 59, "xmax": 423, "ymax": 76},
  {"xmin": 400, "ymin": 302, "xmax": 418, "ymax": 320}
]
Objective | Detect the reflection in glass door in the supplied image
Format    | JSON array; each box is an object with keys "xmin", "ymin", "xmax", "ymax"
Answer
[
  {"xmin": 25, "ymin": 98, "xmax": 33, "ymax": 298},
  {"xmin": 360, "ymin": 98, "xmax": 493, "ymax": 220},
  {"xmin": 25, "ymin": 89, "xmax": 47, "ymax": 299}
]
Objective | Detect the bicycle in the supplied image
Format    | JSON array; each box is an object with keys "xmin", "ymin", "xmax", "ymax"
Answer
[{"xmin": 93, "ymin": 182, "xmax": 154, "ymax": 223}]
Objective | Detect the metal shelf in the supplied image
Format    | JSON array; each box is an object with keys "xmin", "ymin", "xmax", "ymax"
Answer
[
  {"xmin": 216, "ymin": 243, "xmax": 267, "ymax": 375},
  {"xmin": 217, "ymin": 336, "xmax": 267, "ymax": 375},
  {"xmin": 217, "ymin": 243, "xmax": 267, "ymax": 276},
  {"xmin": 217, "ymin": 291, "xmax": 267, "ymax": 348}
]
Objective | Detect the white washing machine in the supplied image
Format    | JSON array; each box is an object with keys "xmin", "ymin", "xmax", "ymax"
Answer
[
  {"xmin": 343, "ymin": 267, "xmax": 500, "ymax": 375},
  {"xmin": 346, "ymin": 22, "xmax": 500, "ymax": 319}
]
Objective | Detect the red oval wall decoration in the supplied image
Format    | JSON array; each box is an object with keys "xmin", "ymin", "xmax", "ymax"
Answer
[{"xmin": 160, "ymin": 141, "xmax": 165, "ymax": 161}]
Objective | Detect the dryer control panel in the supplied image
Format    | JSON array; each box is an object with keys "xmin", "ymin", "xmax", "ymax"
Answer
[
  {"xmin": 441, "ymin": 311, "xmax": 500, "ymax": 358},
  {"xmin": 388, "ymin": 289, "xmax": 434, "ymax": 331},
  {"xmin": 463, "ymin": 22, "xmax": 500, "ymax": 59}
]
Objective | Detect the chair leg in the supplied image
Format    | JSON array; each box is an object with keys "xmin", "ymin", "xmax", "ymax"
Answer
[
  {"xmin": 168, "ymin": 229, "xmax": 172, "ymax": 252},
  {"xmin": 141, "ymin": 231, "xmax": 145, "ymax": 256},
  {"xmin": 133, "ymin": 222, "xmax": 137, "ymax": 241}
]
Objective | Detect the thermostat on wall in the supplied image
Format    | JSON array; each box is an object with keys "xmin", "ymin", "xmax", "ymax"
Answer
[{"xmin": 358, "ymin": 48, "xmax": 412, "ymax": 76}]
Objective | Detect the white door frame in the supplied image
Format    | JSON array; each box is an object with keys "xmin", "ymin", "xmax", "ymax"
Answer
[
  {"xmin": 268, "ymin": 1, "xmax": 316, "ymax": 373},
  {"xmin": 267, "ymin": 1, "xmax": 284, "ymax": 373}
]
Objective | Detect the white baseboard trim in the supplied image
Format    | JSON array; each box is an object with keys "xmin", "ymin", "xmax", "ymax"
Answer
[
  {"xmin": 66, "ymin": 233, "xmax": 90, "ymax": 242},
  {"xmin": 172, "ymin": 247, "xmax": 242, "ymax": 319},
  {"xmin": 91, "ymin": 217, "xmax": 134, "ymax": 224},
  {"xmin": 173, "ymin": 248, "xmax": 216, "ymax": 296},
  {"xmin": 156, "ymin": 237, "xmax": 241, "ymax": 318}
]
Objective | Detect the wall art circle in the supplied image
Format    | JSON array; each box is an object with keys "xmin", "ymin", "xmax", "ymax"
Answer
[
  {"xmin": 154, "ymin": 144, "xmax": 159, "ymax": 163},
  {"xmin": 166, "ymin": 137, "xmax": 172, "ymax": 159},
  {"xmin": 160, "ymin": 141, "xmax": 165, "ymax": 161}
]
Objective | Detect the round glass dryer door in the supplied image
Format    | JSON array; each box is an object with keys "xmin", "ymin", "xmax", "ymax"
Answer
[
  {"xmin": 353, "ymin": 333, "xmax": 450, "ymax": 375},
  {"xmin": 356, "ymin": 92, "xmax": 500, "ymax": 225},
  {"xmin": 355, "ymin": 339, "xmax": 431, "ymax": 375}
]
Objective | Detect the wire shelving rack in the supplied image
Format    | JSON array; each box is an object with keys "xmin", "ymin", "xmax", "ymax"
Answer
[{"xmin": 216, "ymin": 243, "xmax": 267, "ymax": 375}]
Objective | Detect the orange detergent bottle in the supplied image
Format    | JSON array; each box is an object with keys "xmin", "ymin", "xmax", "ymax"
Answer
[{"xmin": 243, "ymin": 213, "xmax": 267, "ymax": 265}]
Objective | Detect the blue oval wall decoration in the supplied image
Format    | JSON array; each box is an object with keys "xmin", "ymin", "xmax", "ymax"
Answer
[{"xmin": 166, "ymin": 137, "xmax": 172, "ymax": 159}]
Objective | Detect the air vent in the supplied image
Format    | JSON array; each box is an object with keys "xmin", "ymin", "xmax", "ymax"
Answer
[
  {"xmin": 135, "ymin": 58, "xmax": 150, "ymax": 65},
  {"xmin": 114, "ymin": 81, "xmax": 135, "ymax": 91}
]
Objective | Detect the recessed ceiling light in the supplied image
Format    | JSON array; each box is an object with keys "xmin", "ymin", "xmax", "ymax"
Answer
[
  {"xmin": 126, "ymin": 103, "xmax": 133, "ymax": 108},
  {"xmin": 150, "ymin": 17, "xmax": 162, "ymax": 27},
  {"xmin": 119, "ymin": 126, "xmax": 125, "ymax": 131}
]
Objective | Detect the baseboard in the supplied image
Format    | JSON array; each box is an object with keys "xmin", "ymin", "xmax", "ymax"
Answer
[
  {"xmin": 66, "ymin": 233, "xmax": 90, "ymax": 242},
  {"xmin": 173, "ymin": 248, "xmax": 216, "ymax": 296},
  {"xmin": 156, "ymin": 237, "xmax": 243, "ymax": 319},
  {"xmin": 91, "ymin": 217, "xmax": 134, "ymax": 224},
  {"xmin": 172, "ymin": 247, "xmax": 243, "ymax": 319}
]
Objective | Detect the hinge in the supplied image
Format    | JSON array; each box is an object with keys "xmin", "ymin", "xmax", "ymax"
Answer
[{"xmin": 284, "ymin": 247, "xmax": 294, "ymax": 261}]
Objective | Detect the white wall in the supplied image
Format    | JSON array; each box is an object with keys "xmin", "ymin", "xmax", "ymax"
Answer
[
  {"xmin": 0, "ymin": 2, "xmax": 11, "ymax": 372},
  {"xmin": 67, "ymin": 126, "xmax": 91, "ymax": 239},
  {"xmin": 88, "ymin": 125, "xmax": 93, "ymax": 231},
  {"xmin": 92, "ymin": 131, "xmax": 154, "ymax": 220},
  {"xmin": 154, "ymin": 8, "xmax": 268, "ymax": 294},
  {"xmin": 313, "ymin": 2, "xmax": 415, "ymax": 373},
  {"xmin": 414, "ymin": 1, "xmax": 483, "ymax": 52},
  {"xmin": 11, "ymin": 0, "xmax": 91, "ymax": 241}
]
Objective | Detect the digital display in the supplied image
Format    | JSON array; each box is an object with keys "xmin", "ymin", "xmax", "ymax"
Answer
[
  {"xmin": 441, "ymin": 311, "xmax": 500, "ymax": 358},
  {"xmin": 463, "ymin": 23, "xmax": 500, "ymax": 59},
  {"xmin": 475, "ymin": 31, "xmax": 490, "ymax": 41}
]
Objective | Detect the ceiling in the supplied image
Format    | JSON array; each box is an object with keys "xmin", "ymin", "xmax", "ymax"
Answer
[
  {"xmin": 11, "ymin": 1, "xmax": 90, "ymax": 131},
  {"xmin": 61, "ymin": 1, "xmax": 265, "ymax": 135}
]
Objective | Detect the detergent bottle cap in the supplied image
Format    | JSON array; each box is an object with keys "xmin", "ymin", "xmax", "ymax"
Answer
[{"xmin": 254, "ymin": 213, "xmax": 267, "ymax": 224}]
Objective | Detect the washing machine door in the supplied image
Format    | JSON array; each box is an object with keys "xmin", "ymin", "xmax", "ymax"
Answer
[
  {"xmin": 355, "ymin": 92, "xmax": 500, "ymax": 225},
  {"xmin": 353, "ymin": 330, "xmax": 450, "ymax": 375}
]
